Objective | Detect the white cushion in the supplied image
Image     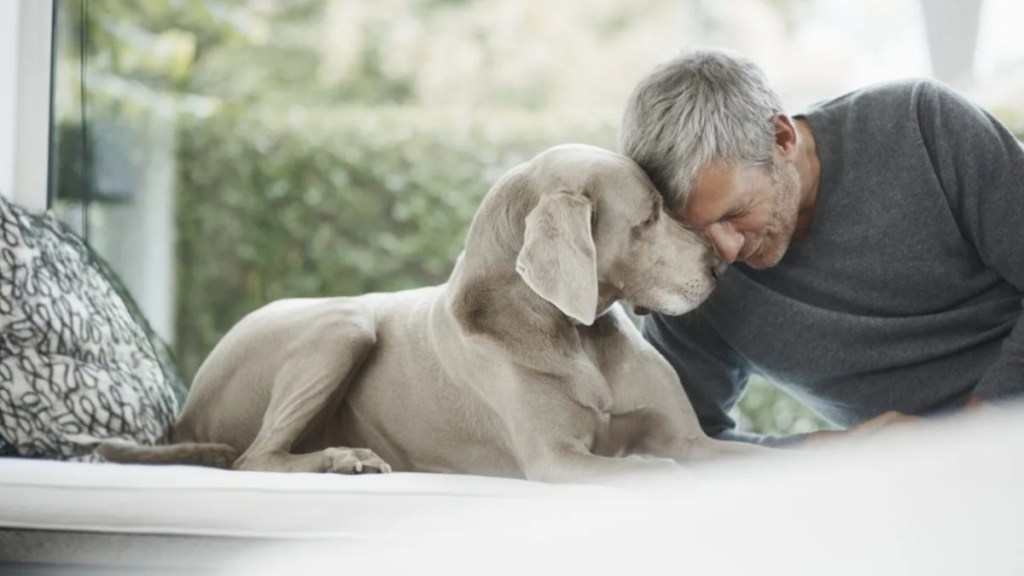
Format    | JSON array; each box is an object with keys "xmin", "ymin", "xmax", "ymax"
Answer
[{"xmin": 0, "ymin": 458, "xmax": 612, "ymax": 538}]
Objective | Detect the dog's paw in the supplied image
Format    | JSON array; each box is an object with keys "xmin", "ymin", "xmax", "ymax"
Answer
[{"xmin": 320, "ymin": 447, "xmax": 392, "ymax": 474}]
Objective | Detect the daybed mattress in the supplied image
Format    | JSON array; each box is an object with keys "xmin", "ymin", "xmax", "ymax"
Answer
[{"xmin": 2, "ymin": 408, "xmax": 1024, "ymax": 575}]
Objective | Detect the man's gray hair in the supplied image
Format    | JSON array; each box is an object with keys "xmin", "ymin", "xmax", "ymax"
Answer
[{"xmin": 618, "ymin": 48, "xmax": 783, "ymax": 212}]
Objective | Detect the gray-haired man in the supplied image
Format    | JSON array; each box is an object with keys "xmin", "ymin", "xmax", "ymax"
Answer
[{"xmin": 619, "ymin": 47, "xmax": 1024, "ymax": 444}]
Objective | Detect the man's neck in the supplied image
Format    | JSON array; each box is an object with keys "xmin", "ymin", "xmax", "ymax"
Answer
[{"xmin": 793, "ymin": 118, "xmax": 821, "ymax": 239}]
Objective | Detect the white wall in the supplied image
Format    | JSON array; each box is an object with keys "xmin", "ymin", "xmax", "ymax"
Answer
[
  {"xmin": 0, "ymin": 0, "xmax": 53, "ymax": 211},
  {"xmin": 0, "ymin": 0, "xmax": 20, "ymax": 200}
]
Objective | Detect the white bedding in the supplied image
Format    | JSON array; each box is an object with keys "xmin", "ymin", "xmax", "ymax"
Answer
[
  {"xmin": 2, "ymin": 408, "xmax": 1024, "ymax": 575},
  {"xmin": 0, "ymin": 457, "xmax": 612, "ymax": 539}
]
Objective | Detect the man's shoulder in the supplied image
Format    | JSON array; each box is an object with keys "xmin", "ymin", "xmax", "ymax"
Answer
[
  {"xmin": 805, "ymin": 78, "xmax": 959, "ymax": 118},
  {"xmin": 849, "ymin": 77, "xmax": 946, "ymax": 98},
  {"xmin": 800, "ymin": 78, "xmax": 969, "ymax": 149}
]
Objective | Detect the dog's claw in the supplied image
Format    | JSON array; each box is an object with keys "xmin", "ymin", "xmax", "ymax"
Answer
[{"xmin": 320, "ymin": 447, "xmax": 392, "ymax": 475}]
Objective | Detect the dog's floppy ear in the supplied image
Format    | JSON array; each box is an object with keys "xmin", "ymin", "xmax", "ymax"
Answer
[{"xmin": 515, "ymin": 191, "xmax": 598, "ymax": 325}]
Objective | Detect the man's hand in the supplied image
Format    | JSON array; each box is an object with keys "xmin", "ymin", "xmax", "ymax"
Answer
[
  {"xmin": 964, "ymin": 394, "xmax": 994, "ymax": 412},
  {"xmin": 803, "ymin": 410, "xmax": 923, "ymax": 447},
  {"xmin": 802, "ymin": 395, "xmax": 992, "ymax": 447}
]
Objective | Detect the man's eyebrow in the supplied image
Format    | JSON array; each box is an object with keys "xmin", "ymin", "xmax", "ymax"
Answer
[
  {"xmin": 682, "ymin": 212, "xmax": 712, "ymax": 230},
  {"xmin": 724, "ymin": 190, "xmax": 755, "ymax": 218},
  {"xmin": 724, "ymin": 200, "xmax": 747, "ymax": 217}
]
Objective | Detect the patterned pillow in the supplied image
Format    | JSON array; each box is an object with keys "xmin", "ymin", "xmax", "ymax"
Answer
[{"xmin": 0, "ymin": 195, "xmax": 185, "ymax": 460}]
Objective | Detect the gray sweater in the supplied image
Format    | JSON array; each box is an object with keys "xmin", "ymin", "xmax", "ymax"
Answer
[{"xmin": 644, "ymin": 79, "xmax": 1024, "ymax": 441}]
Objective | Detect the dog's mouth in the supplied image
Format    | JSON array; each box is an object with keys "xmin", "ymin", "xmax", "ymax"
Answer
[{"xmin": 628, "ymin": 287, "xmax": 712, "ymax": 318}]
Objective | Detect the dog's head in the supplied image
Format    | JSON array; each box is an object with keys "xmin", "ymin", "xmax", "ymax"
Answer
[{"xmin": 514, "ymin": 144, "xmax": 722, "ymax": 326}]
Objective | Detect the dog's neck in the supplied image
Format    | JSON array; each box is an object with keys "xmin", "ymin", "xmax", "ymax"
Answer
[{"xmin": 446, "ymin": 181, "xmax": 564, "ymax": 346}]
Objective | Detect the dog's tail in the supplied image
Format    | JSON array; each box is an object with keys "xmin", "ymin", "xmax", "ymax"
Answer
[{"xmin": 96, "ymin": 441, "xmax": 239, "ymax": 469}]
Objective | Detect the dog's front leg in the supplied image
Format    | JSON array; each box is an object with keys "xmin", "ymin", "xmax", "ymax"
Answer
[
  {"xmin": 504, "ymin": 381, "xmax": 683, "ymax": 483},
  {"xmin": 632, "ymin": 407, "xmax": 768, "ymax": 463}
]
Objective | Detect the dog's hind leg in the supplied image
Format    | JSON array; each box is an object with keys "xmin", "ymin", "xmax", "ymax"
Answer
[{"xmin": 233, "ymin": 306, "xmax": 391, "ymax": 474}]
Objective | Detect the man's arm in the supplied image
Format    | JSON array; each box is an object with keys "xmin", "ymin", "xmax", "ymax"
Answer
[{"xmin": 916, "ymin": 80, "xmax": 1024, "ymax": 402}]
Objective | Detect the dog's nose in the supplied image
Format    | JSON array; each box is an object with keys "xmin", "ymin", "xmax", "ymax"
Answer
[
  {"xmin": 707, "ymin": 253, "xmax": 728, "ymax": 280},
  {"xmin": 699, "ymin": 235, "xmax": 729, "ymax": 280}
]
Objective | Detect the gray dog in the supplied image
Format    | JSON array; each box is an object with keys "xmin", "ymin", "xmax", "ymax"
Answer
[{"xmin": 100, "ymin": 144, "xmax": 760, "ymax": 482}]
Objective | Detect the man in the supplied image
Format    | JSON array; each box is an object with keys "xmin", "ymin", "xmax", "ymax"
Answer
[{"xmin": 618, "ymin": 47, "xmax": 1023, "ymax": 444}]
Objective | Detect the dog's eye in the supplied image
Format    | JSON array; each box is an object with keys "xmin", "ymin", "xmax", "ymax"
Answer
[{"xmin": 641, "ymin": 211, "xmax": 659, "ymax": 227}]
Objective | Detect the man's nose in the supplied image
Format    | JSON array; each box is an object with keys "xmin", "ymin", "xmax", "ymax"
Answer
[{"xmin": 706, "ymin": 222, "xmax": 743, "ymax": 264}]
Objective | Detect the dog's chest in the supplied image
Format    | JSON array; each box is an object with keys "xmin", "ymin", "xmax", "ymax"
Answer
[{"xmin": 579, "ymin": 326, "xmax": 660, "ymax": 454}]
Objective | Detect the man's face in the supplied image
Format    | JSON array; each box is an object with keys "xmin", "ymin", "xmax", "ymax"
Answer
[{"xmin": 681, "ymin": 160, "xmax": 801, "ymax": 269}]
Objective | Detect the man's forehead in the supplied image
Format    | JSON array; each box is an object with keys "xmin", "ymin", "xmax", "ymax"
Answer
[{"xmin": 681, "ymin": 164, "xmax": 747, "ymax": 225}]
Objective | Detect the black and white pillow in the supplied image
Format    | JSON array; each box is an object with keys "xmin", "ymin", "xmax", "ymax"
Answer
[{"xmin": 0, "ymin": 195, "xmax": 184, "ymax": 461}]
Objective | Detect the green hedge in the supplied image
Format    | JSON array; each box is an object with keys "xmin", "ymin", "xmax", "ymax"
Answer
[{"xmin": 174, "ymin": 106, "xmax": 616, "ymax": 379}]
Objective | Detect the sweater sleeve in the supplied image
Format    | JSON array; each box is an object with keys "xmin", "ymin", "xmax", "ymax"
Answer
[
  {"xmin": 915, "ymin": 80, "xmax": 1024, "ymax": 400},
  {"xmin": 641, "ymin": 310, "xmax": 761, "ymax": 442}
]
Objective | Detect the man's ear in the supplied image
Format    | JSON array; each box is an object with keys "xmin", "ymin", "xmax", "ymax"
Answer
[
  {"xmin": 773, "ymin": 114, "xmax": 798, "ymax": 157},
  {"xmin": 515, "ymin": 191, "xmax": 598, "ymax": 325}
]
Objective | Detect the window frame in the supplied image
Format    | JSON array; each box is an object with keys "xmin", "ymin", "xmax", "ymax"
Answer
[{"xmin": 0, "ymin": 0, "xmax": 55, "ymax": 212}]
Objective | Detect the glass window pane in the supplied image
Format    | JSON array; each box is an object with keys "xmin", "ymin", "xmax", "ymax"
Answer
[{"xmin": 47, "ymin": 0, "xmax": 1024, "ymax": 437}]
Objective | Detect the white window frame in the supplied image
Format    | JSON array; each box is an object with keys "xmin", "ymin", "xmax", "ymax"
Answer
[{"xmin": 0, "ymin": 0, "xmax": 55, "ymax": 212}]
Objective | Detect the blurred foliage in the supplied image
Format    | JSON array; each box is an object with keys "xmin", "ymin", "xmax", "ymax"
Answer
[
  {"xmin": 733, "ymin": 377, "xmax": 834, "ymax": 436},
  {"xmin": 992, "ymin": 107, "xmax": 1024, "ymax": 136},
  {"xmin": 66, "ymin": 0, "xmax": 322, "ymax": 94}
]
